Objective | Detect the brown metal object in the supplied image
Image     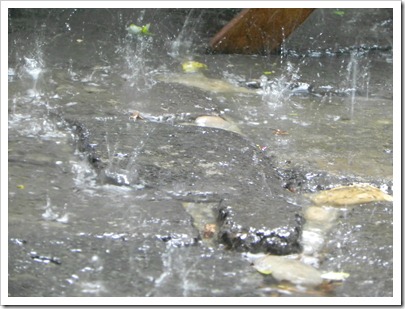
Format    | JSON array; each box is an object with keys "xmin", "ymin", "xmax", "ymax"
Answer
[{"xmin": 210, "ymin": 8, "xmax": 315, "ymax": 54}]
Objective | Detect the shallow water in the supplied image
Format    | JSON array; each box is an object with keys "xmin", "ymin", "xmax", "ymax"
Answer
[{"xmin": 8, "ymin": 8, "xmax": 393, "ymax": 299}]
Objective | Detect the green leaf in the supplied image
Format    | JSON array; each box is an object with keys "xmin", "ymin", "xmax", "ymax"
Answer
[
  {"xmin": 333, "ymin": 9, "xmax": 345, "ymax": 16},
  {"xmin": 253, "ymin": 255, "xmax": 323, "ymax": 287},
  {"xmin": 127, "ymin": 23, "xmax": 153, "ymax": 36}
]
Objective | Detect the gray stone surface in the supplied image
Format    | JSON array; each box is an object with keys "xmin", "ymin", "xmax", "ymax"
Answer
[
  {"xmin": 7, "ymin": 8, "xmax": 394, "ymax": 298},
  {"xmin": 68, "ymin": 115, "xmax": 303, "ymax": 254}
]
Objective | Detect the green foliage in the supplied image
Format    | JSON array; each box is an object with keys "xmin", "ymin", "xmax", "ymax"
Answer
[
  {"xmin": 333, "ymin": 9, "xmax": 345, "ymax": 16},
  {"xmin": 127, "ymin": 23, "xmax": 153, "ymax": 36}
]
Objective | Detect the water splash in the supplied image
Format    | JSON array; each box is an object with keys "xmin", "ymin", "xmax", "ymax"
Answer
[
  {"xmin": 23, "ymin": 56, "xmax": 44, "ymax": 97},
  {"xmin": 300, "ymin": 205, "xmax": 339, "ymax": 257},
  {"xmin": 280, "ymin": 26, "xmax": 286, "ymax": 61},
  {"xmin": 343, "ymin": 49, "xmax": 373, "ymax": 119},
  {"xmin": 346, "ymin": 51, "xmax": 358, "ymax": 118},
  {"xmin": 64, "ymin": 8, "xmax": 78, "ymax": 32},
  {"xmin": 261, "ymin": 61, "xmax": 303, "ymax": 106},
  {"xmin": 168, "ymin": 9, "xmax": 203, "ymax": 59},
  {"xmin": 116, "ymin": 9, "xmax": 157, "ymax": 92},
  {"xmin": 145, "ymin": 245, "xmax": 201, "ymax": 297},
  {"xmin": 16, "ymin": 19, "xmax": 48, "ymax": 99},
  {"xmin": 41, "ymin": 195, "xmax": 69, "ymax": 223}
]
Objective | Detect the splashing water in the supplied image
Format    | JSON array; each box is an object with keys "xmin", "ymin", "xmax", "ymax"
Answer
[
  {"xmin": 23, "ymin": 57, "xmax": 44, "ymax": 97},
  {"xmin": 41, "ymin": 194, "xmax": 69, "ymax": 223},
  {"xmin": 260, "ymin": 60, "xmax": 303, "ymax": 106},
  {"xmin": 168, "ymin": 9, "xmax": 203, "ymax": 59},
  {"xmin": 347, "ymin": 51, "xmax": 358, "ymax": 118},
  {"xmin": 116, "ymin": 9, "xmax": 157, "ymax": 92},
  {"xmin": 344, "ymin": 49, "xmax": 373, "ymax": 118}
]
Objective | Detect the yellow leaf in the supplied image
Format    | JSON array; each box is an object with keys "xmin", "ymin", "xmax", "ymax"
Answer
[
  {"xmin": 309, "ymin": 184, "xmax": 393, "ymax": 207},
  {"xmin": 182, "ymin": 61, "xmax": 208, "ymax": 73},
  {"xmin": 321, "ymin": 272, "xmax": 350, "ymax": 281},
  {"xmin": 256, "ymin": 269, "xmax": 273, "ymax": 275}
]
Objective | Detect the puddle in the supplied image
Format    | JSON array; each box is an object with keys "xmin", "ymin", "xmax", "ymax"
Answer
[{"xmin": 7, "ymin": 8, "xmax": 394, "ymax": 299}]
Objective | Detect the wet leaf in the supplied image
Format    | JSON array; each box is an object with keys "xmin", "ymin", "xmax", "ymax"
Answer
[
  {"xmin": 182, "ymin": 61, "xmax": 208, "ymax": 73},
  {"xmin": 194, "ymin": 115, "xmax": 241, "ymax": 134},
  {"xmin": 257, "ymin": 268, "xmax": 273, "ymax": 275},
  {"xmin": 253, "ymin": 255, "xmax": 323, "ymax": 287},
  {"xmin": 308, "ymin": 184, "xmax": 393, "ymax": 207},
  {"xmin": 129, "ymin": 111, "xmax": 144, "ymax": 121},
  {"xmin": 202, "ymin": 223, "xmax": 217, "ymax": 239},
  {"xmin": 333, "ymin": 9, "xmax": 345, "ymax": 16},
  {"xmin": 321, "ymin": 272, "xmax": 350, "ymax": 281},
  {"xmin": 127, "ymin": 23, "xmax": 153, "ymax": 36},
  {"xmin": 272, "ymin": 129, "xmax": 288, "ymax": 135}
]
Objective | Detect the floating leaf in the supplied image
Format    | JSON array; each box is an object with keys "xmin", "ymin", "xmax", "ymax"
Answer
[
  {"xmin": 263, "ymin": 71, "xmax": 275, "ymax": 75},
  {"xmin": 16, "ymin": 184, "xmax": 25, "ymax": 189},
  {"xmin": 253, "ymin": 255, "xmax": 323, "ymax": 287},
  {"xmin": 182, "ymin": 61, "xmax": 208, "ymax": 73},
  {"xmin": 321, "ymin": 272, "xmax": 350, "ymax": 281},
  {"xmin": 308, "ymin": 183, "xmax": 393, "ymax": 207}
]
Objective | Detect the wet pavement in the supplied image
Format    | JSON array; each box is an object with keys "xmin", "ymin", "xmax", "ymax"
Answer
[{"xmin": 6, "ymin": 8, "xmax": 395, "ymax": 300}]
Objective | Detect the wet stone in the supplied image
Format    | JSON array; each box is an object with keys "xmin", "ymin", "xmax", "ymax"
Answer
[
  {"xmin": 218, "ymin": 199, "xmax": 303, "ymax": 254},
  {"xmin": 67, "ymin": 115, "xmax": 304, "ymax": 254}
]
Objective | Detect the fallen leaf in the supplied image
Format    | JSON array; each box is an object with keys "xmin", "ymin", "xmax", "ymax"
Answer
[
  {"xmin": 253, "ymin": 255, "xmax": 323, "ymax": 287},
  {"xmin": 182, "ymin": 61, "xmax": 208, "ymax": 73},
  {"xmin": 308, "ymin": 184, "xmax": 393, "ymax": 206},
  {"xmin": 129, "ymin": 111, "xmax": 144, "ymax": 121},
  {"xmin": 203, "ymin": 223, "xmax": 217, "ymax": 239},
  {"xmin": 194, "ymin": 115, "xmax": 241, "ymax": 134},
  {"xmin": 272, "ymin": 129, "xmax": 288, "ymax": 135},
  {"xmin": 321, "ymin": 272, "xmax": 350, "ymax": 281}
]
